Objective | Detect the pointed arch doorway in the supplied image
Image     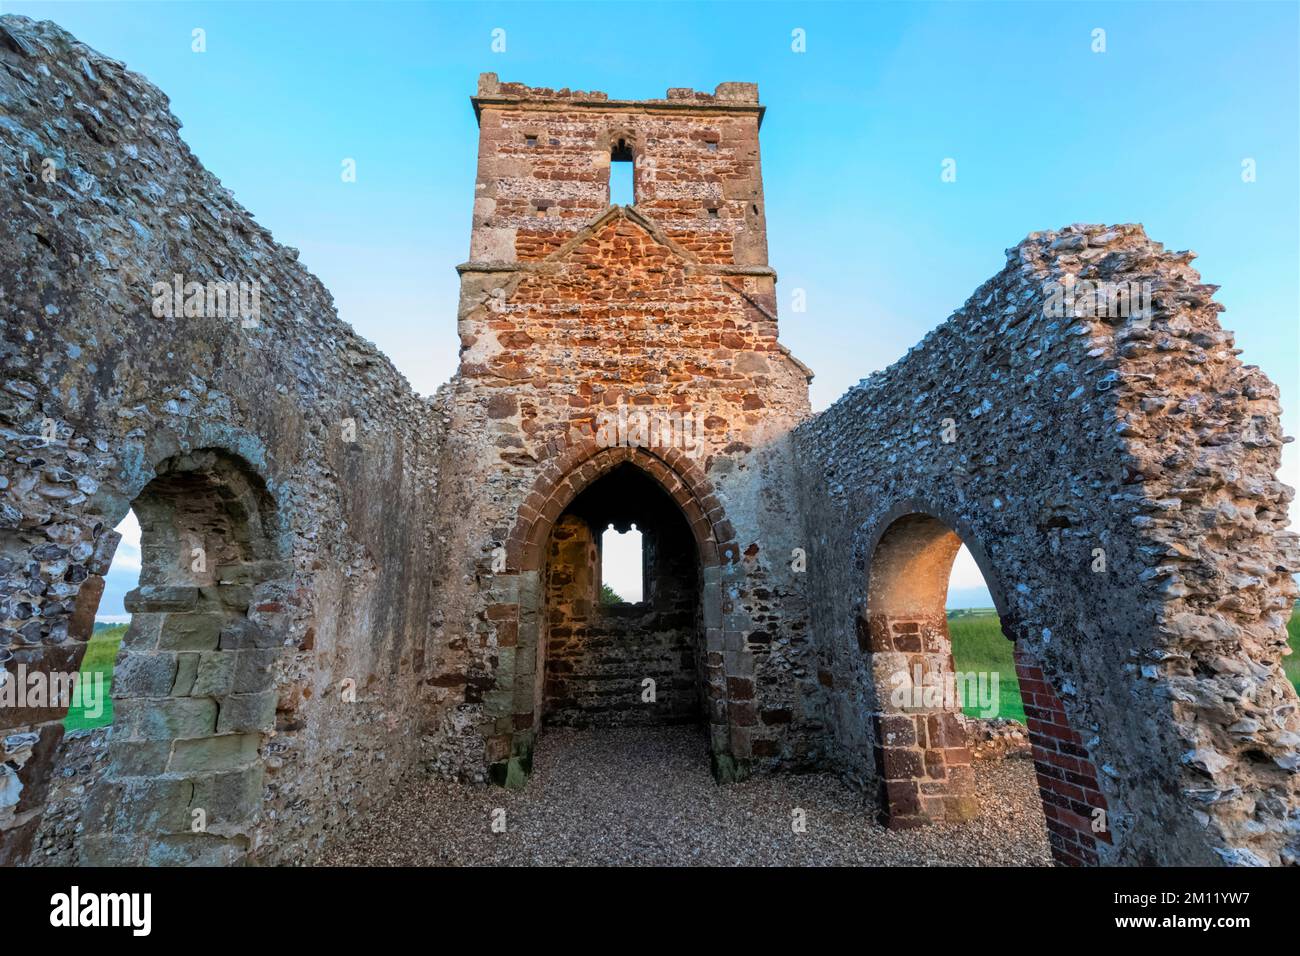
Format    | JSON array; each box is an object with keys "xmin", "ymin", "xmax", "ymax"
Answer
[{"xmin": 489, "ymin": 445, "xmax": 742, "ymax": 788}]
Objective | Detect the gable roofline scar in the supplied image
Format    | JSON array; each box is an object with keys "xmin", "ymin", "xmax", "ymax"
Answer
[
  {"xmin": 552, "ymin": 205, "xmax": 699, "ymax": 266},
  {"xmin": 456, "ymin": 205, "xmax": 778, "ymax": 280},
  {"xmin": 778, "ymin": 343, "xmax": 814, "ymax": 383},
  {"xmin": 715, "ymin": 276, "xmax": 814, "ymax": 382}
]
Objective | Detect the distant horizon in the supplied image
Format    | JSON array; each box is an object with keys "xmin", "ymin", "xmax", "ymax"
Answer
[{"xmin": 93, "ymin": 510, "xmax": 998, "ymax": 621}]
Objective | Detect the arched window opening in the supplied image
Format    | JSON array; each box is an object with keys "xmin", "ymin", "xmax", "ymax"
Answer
[
  {"xmin": 600, "ymin": 522, "xmax": 643, "ymax": 604},
  {"xmin": 81, "ymin": 449, "xmax": 280, "ymax": 867},
  {"xmin": 865, "ymin": 510, "xmax": 1110, "ymax": 866},
  {"xmin": 62, "ymin": 510, "xmax": 140, "ymax": 732},
  {"xmin": 609, "ymin": 137, "xmax": 635, "ymax": 206},
  {"xmin": 946, "ymin": 545, "xmax": 1024, "ymax": 724}
]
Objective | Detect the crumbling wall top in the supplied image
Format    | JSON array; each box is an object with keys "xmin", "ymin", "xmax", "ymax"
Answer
[{"xmin": 473, "ymin": 72, "xmax": 762, "ymax": 123}]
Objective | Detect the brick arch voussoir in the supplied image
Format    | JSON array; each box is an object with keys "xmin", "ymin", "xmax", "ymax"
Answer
[{"xmin": 508, "ymin": 442, "xmax": 731, "ymax": 573}]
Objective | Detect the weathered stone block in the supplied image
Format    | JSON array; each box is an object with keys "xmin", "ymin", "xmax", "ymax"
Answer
[
  {"xmin": 879, "ymin": 746, "xmax": 925, "ymax": 781},
  {"xmin": 204, "ymin": 583, "xmax": 253, "ymax": 611},
  {"xmin": 215, "ymin": 692, "xmax": 276, "ymax": 734},
  {"xmin": 158, "ymin": 613, "xmax": 224, "ymax": 652},
  {"xmin": 218, "ymin": 618, "xmax": 278, "ymax": 650},
  {"xmin": 109, "ymin": 740, "xmax": 173, "ymax": 777},
  {"xmin": 115, "ymin": 696, "xmax": 217, "ymax": 741},
  {"xmin": 112, "ymin": 650, "xmax": 178, "ymax": 698},
  {"xmin": 122, "ymin": 613, "xmax": 164, "ymax": 651},
  {"xmin": 124, "ymin": 586, "xmax": 201, "ymax": 614},
  {"xmin": 191, "ymin": 651, "xmax": 237, "ymax": 697},
  {"xmin": 96, "ymin": 776, "xmax": 194, "ymax": 835},
  {"xmin": 188, "ymin": 766, "xmax": 265, "ymax": 827},
  {"xmin": 172, "ymin": 652, "xmax": 199, "ymax": 696},
  {"xmin": 168, "ymin": 733, "xmax": 260, "ymax": 773}
]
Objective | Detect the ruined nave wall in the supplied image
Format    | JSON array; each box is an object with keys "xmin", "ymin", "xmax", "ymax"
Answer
[
  {"xmin": 0, "ymin": 16, "xmax": 448, "ymax": 865},
  {"xmin": 796, "ymin": 223, "xmax": 1299, "ymax": 865}
]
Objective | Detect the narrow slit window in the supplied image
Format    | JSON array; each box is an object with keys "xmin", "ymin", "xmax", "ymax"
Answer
[
  {"xmin": 610, "ymin": 138, "xmax": 635, "ymax": 206},
  {"xmin": 600, "ymin": 523, "xmax": 643, "ymax": 603}
]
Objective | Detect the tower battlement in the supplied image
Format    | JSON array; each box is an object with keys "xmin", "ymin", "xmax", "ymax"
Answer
[{"xmin": 468, "ymin": 73, "xmax": 769, "ymax": 266}]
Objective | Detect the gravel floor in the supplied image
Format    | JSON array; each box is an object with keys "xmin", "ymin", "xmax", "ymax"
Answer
[{"xmin": 320, "ymin": 725, "xmax": 1052, "ymax": 866}]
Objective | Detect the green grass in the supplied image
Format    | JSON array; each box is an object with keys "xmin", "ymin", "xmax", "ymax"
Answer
[
  {"xmin": 64, "ymin": 624, "xmax": 124, "ymax": 731},
  {"xmin": 948, "ymin": 609, "xmax": 1025, "ymax": 723}
]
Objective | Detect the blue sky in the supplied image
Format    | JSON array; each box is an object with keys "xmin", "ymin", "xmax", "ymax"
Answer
[{"xmin": 9, "ymin": 1, "xmax": 1294, "ymax": 615}]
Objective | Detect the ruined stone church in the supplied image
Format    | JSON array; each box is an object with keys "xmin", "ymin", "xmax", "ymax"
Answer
[{"xmin": 1, "ymin": 17, "xmax": 1297, "ymax": 867}]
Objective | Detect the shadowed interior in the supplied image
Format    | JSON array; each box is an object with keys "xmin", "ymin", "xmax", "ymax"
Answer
[{"xmin": 541, "ymin": 463, "xmax": 703, "ymax": 729}]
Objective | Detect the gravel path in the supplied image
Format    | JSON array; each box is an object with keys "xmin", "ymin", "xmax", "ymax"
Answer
[{"xmin": 319, "ymin": 725, "xmax": 1052, "ymax": 866}]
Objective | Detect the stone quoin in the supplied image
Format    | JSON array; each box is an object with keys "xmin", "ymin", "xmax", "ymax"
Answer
[{"xmin": 0, "ymin": 17, "xmax": 1297, "ymax": 867}]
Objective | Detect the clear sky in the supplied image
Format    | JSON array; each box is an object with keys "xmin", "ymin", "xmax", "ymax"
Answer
[{"xmin": 9, "ymin": 1, "xmax": 1294, "ymax": 616}]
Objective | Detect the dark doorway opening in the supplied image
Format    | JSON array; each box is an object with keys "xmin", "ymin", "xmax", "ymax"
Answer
[{"xmin": 540, "ymin": 463, "xmax": 702, "ymax": 728}]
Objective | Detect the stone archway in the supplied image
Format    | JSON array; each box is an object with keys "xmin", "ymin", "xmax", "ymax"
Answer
[
  {"xmin": 540, "ymin": 467, "xmax": 704, "ymax": 727},
  {"xmin": 82, "ymin": 448, "xmax": 286, "ymax": 866},
  {"xmin": 488, "ymin": 443, "xmax": 744, "ymax": 788},
  {"xmin": 862, "ymin": 501, "xmax": 1111, "ymax": 866}
]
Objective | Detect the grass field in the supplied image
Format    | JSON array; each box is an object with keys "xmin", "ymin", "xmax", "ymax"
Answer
[
  {"xmin": 64, "ymin": 623, "xmax": 125, "ymax": 732},
  {"xmin": 948, "ymin": 609, "xmax": 1027, "ymax": 723}
]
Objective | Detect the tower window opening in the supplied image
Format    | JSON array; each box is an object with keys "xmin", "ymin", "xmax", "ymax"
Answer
[
  {"xmin": 601, "ymin": 522, "xmax": 644, "ymax": 603},
  {"xmin": 610, "ymin": 138, "xmax": 635, "ymax": 206}
]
